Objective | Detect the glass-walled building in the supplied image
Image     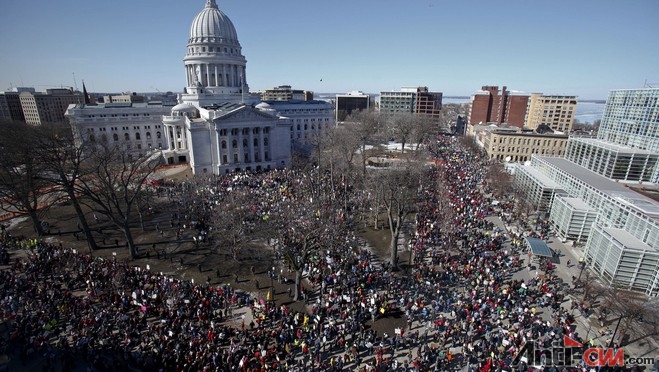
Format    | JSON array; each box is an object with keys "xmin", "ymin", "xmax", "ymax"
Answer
[
  {"xmin": 550, "ymin": 196, "xmax": 597, "ymax": 243},
  {"xmin": 565, "ymin": 138, "xmax": 658, "ymax": 182},
  {"xmin": 516, "ymin": 155, "xmax": 659, "ymax": 295},
  {"xmin": 513, "ymin": 87, "xmax": 659, "ymax": 296},
  {"xmin": 514, "ymin": 164, "xmax": 565, "ymax": 212},
  {"xmin": 598, "ymin": 88, "xmax": 659, "ymax": 155},
  {"xmin": 587, "ymin": 225, "xmax": 659, "ymax": 295}
]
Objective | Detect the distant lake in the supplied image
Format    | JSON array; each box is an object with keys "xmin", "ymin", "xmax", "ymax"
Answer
[
  {"xmin": 574, "ymin": 102, "xmax": 605, "ymax": 124},
  {"xmin": 442, "ymin": 97, "xmax": 604, "ymax": 124}
]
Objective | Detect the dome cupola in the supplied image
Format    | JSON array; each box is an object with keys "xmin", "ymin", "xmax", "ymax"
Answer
[{"xmin": 189, "ymin": 0, "xmax": 239, "ymax": 45}]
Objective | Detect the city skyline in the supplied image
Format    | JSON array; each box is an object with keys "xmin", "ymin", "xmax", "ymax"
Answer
[{"xmin": 1, "ymin": 0, "xmax": 658, "ymax": 100}]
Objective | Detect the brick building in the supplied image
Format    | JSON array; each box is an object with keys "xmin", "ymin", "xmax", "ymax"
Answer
[{"xmin": 469, "ymin": 85, "xmax": 529, "ymax": 128}]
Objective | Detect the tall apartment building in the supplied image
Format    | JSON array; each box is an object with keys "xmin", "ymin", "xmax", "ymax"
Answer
[
  {"xmin": 469, "ymin": 86, "xmax": 529, "ymax": 128},
  {"xmin": 335, "ymin": 91, "xmax": 370, "ymax": 122},
  {"xmin": 379, "ymin": 87, "xmax": 442, "ymax": 118},
  {"xmin": 525, "ymin": 93, "xmax": 577, "ymax": 132},
  {"xmin": 513, "ymin": 87, "xmax": 659, "ymax": 295},
  {"xmin": 20, "ymin": 88, "xmax": 83, "ymax": 125},
  {"xmin": 0, "ymin": 87, "xmax": 35, "ymax": 122}
]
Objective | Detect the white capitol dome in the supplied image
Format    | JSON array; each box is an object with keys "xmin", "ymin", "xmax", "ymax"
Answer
[
  {"xmin": 189, "ymin": 0, "xmax": 239, "ymax": 45},
  {"xmin": 182, "ymin": 0, "xmax": 248, "ymax": 97}
]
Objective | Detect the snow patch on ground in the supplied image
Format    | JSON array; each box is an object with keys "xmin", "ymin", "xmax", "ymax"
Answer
[{"xmin": 360, "ymin": 141, "xmax": 426, "ymax": 153}]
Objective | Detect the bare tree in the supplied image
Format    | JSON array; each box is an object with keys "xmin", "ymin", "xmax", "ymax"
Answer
[
  {"xmin": 313, "ymin": 124, "xmax": 365, "ymax": 217},
  {"xmin": 428, "ymin": 166, "xmax": 458, "ymax": 252},
  {"xmin": 369, "ymin": 161, "xmax": 423, "ymax": 269},
  {"xmin": 75, "ymin": 140, "xmax": 163, "ymax": 259},
  {"xmin": 600, "ymin": 285, "xmax": 659, "ymax": 347},
  {"xmin": 386, "ymin": 112, "xmax": 416, "ymax": 155},
  {"xmin": 486, "ymin": 163, "xmax": 513, "ymax": 200},
  {"xmin": 277, "ymin": 217, "xmax": 323, "ymax": 301},
  {"xmin": 0, "ymin": 121, "xmax": 51, "ymax": 235},
  {"xmin": 32, "ymin": 123, "xmax": 98, "ymax": 250},
  {"xmin": 267, "ymin": 171, "xmax": 347, "ymax": 301},
  {"xmin": 209, "ymin": 187, "xmax": 271, "ymax": 261},
  {"xmin": 458, "ymin": 135, "xmax": 485, "ymax": 157},
  {"xmin": 344, "ymin": 110, "xmax": 386, "ymax": 177},
  {"xmin": 410, "ymin": 115, "xmax": 438, "ymax": 151}
]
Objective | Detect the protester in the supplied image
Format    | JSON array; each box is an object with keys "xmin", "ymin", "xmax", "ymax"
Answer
[{"xmin": 0, "ymin": 136, "xmax": 577, "ymax": 371}]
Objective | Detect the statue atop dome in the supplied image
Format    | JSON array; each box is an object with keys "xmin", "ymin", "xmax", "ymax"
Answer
[{"xmin": 205, "ymin": 0, "xmax": 218, "ymax": 9}]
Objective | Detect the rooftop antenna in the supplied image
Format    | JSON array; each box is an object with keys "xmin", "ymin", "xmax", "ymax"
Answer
[{"xmin": 72, "ymin": 72, "xmax": 79, "ymax": 91}]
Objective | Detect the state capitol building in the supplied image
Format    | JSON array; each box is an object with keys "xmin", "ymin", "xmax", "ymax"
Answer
[{"xmin": 66, "ymin": 0, "xmax": 334, "ymax": 175}]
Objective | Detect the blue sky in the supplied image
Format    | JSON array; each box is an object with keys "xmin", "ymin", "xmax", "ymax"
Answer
[{"xmin": 1, "ymin": 0, "xmax": 657, "ymax": 100}]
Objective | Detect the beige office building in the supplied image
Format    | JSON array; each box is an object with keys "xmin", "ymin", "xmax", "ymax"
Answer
[
  {"xmin": 482, "ymin": 129, "xmax": 569, "ymax": 163},
  {"xmin": 525, "ymin": 93, "xmax": 577, "ymax": 132},
  {"xmin": 102, "ymin": 93, "xmax": 145, "ymax": 103},
  {"xmin": 259, "ymin": 85, "xmax": 312, "ymax": 101},
  {"xmin": 20, "ymin": 88, "xmax": 83, "ymax": 125}
]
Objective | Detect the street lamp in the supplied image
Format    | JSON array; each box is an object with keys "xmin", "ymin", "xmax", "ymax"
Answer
[
  {"xmin": 577, "ymin": 257, "xmax": 586, "ymax": 281},
  {"xmin": 270, "ymin": 266, "xmax": 275, "ymax": 292}
]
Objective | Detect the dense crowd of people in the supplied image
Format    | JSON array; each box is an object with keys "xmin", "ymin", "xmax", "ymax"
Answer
[{"xmin": 0, "ymin": 136, "xmax": 587, "ymax": 371}]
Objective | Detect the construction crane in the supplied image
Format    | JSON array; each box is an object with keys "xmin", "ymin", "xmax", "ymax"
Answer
[
  {"xmin": 72, "ymin": 72, "xmax": 79, "ymax": 91},
  {"xmin": 643, "ymin": 80, "xmax": 658, "ymax": 88}
]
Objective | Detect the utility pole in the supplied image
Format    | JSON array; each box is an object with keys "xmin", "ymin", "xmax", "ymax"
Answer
[{"xmin": 608, "ymin": 315, "xmax": 623, "ymax": 348}]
